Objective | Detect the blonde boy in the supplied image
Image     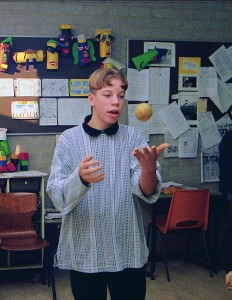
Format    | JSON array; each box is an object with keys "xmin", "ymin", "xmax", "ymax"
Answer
[{"xmin": 47, "ymin": 68, "xmax": 168, "ymax": 300}]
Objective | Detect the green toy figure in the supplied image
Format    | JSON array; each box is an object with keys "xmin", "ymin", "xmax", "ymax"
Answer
[{"xmin": 132, "ymin": 49, "xmax": 158, "ymax": 71}]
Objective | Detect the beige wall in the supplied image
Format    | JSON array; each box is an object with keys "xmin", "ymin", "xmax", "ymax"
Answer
[{"xmin": 1, "ymin": 0, "xmax": 232, "ymax": 207}]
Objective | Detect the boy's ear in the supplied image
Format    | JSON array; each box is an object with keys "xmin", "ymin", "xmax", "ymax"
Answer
[{"xmin": 88, "ymin": 93, "xmax": 95, "ymax": 107}]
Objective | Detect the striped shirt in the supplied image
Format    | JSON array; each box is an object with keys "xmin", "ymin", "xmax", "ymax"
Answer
[{"xmin": 46, "ymin": 123, "xmax": 162, "ymax": 273}]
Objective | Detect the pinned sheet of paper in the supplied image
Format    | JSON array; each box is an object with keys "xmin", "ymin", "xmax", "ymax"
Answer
[
  {"xmin": 158, "ymin": 101, "xmax": 190, "ymax": 139},
  {"xmin": 0, "ymin": 128, "xmax": 7, "ymax": 140},
  {"xmin": 0, "ymin": 79, "xmax": 14, "ymax": 96}
]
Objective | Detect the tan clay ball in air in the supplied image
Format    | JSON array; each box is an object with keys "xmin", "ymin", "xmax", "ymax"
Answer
[{"xmin": 135, "ymin": 103, "xmax": 153, "ymax": 122}]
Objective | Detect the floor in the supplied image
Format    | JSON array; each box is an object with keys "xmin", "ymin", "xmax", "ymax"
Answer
[{"xmin": 0, "ymin": 261, "xmax": 231, "ymax": 300}]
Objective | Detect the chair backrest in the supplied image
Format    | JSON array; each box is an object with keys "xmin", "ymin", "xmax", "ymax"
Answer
[
  {"xmin": 0, "ymin": 192, "xmax": 38, "ymax": 239},
  {"xmin": 162, "ymin": 189, "xmax": 211, "ymax": 234}
]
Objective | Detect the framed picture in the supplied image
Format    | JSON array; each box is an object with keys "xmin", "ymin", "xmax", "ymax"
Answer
[
  {"xmin": 178, "ymin": 92, "xmax": 199, "ymax": 125},
  {"xmin": 144, "ymin": 41, "xmax": 175, "ymax": 67}
]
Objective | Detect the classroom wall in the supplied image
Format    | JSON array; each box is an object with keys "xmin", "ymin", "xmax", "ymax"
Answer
[{"xmin": 1, "ymin": 0, "xmax": 232, "ymax": 207}]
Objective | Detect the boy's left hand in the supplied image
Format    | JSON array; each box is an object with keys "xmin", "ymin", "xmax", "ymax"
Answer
[{"xmin": 132, "ymin": 143, "xmax": 169, "ymax": 169}]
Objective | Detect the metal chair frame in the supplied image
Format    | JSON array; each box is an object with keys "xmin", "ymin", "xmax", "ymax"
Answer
[
  {"xmin": 153, "ymin": 189, "xmax": 214, "ymax": 282},
  {"xmin": 0, "ymin": 192, "xmax": 57, "ymax": 299}
]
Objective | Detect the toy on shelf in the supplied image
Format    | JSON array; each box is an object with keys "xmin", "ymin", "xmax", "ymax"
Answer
[
  {"xmin": 19, "ymin": 152, "xmax": 29, "ymax": 171},
  {"xmin": 132, "ymin": 49, "xmax": 159, "ymax": 71},
  {"xmin": 10, "ymin": 153, "xmax": 18, "ymax": 171},
  {"xmin": 94, "ymin": 29, "xmax": 115, "ymax": 58},
  {"xmin": 72, "ymin": 34, "xmax": 96, "ymax": 67},
  {"xmin": 0, "ymin": 128, "xmax": 17, "ymax": 173},
  {"xmin": 0, "ymin": 140, "xmax": 10, "ymax": 157},
  {"xmin": 7, "ymin": 160, "xmax": 16, "ymax": 172},
  {"xmin": 0, "ymin": 36, "xmax": 13, "ymax": 73},
  {"xmin": 101, "ymin": 57, "xmax": 126, "ymax": 70},
  {"xmin": 0, "ymin": 128, "xmax": 10, "ymax": 157},
  {"xmin": 47, "ymin": 39, "xmax": 59, "ymax": 70},
  {"xmin": 13, "ymin": 49, "xmax": 45, "ymax": 71},
  {"xmin": 0, "ymin": 156, "xmax": 7, "ymax": 173},
  {"xmin": 58, "ymin": 24, "xmax": 75, "ymax": 57},
  {"xmin": 15, "ymin": 144, "xmax": 21, "ymax": 156}
]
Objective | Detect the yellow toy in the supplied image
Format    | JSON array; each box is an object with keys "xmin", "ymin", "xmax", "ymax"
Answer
[
  {"xmin": 94, "ymin": 29, "xmax": 115, "ymax": 58},
  {"xmin": 13, "ymin": 49, "xmax": 45, "ymax": 71},
  {"xmin": 101, "ymin": 57, "xmax": 126, "ymax": 70},
  {"xmin": 47, "ymin": 39, "xmax": 59, "ymax": 70}
]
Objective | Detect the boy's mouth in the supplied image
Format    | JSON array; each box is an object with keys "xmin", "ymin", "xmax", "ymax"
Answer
[{"xmin": 108, "ymin": 110, "xmax": 119, "ymax": 115}]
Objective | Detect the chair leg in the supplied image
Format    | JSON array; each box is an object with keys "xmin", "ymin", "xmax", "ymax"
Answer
[
  {"xmin": 185, "ymin": 232, "xmax": 192, "ymax": 264},
  {"xmin": 50, "ymin": 266, "xmax": 57, "ymax": 300},
  {"xmin": 156, "ymin": 228, "xmax": 171, "ymax": 282},
  {"xmin": 202, "ymin": 232, "xmax": 213, "ymax": 278},
  {"xmin": 49, "ymin": 246, "xmax": 57, "ymax": 300},
  {"xmin": 44, "ymin": 246, "xmax": 57, "ymax": 300}
]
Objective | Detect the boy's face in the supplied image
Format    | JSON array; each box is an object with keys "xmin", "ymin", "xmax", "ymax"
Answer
[{"xmin": 88, "ymin": 78, "xmax": 126, "ymax": 129}]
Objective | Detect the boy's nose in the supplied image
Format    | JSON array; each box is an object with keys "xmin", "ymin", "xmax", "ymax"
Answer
[{"xmin": 112, "ymin": 98, "xmax": 120, "ymax": 106}]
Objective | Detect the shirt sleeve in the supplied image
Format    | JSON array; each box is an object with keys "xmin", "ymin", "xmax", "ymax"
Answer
[
  {"xmin": 46, "ymin": 132, "xmax": 91, "ymax": 215},
  {"xmin": 130, "ymin": 129, "xmax": 162, "ymax": 204}
]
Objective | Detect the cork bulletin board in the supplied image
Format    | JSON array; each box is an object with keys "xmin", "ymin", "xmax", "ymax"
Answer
[
  {"xmin": 127, "ymin": 39, "xmax": 232, "ymax": 122},
  {"xmin": 0, "ymin": 36, "xmax": 102, "ymax": 135}
]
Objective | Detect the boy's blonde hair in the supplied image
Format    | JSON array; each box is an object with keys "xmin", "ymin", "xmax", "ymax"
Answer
[{"xmin": 89, "ymin": 68, "xmax": 128, "ymax": 93}]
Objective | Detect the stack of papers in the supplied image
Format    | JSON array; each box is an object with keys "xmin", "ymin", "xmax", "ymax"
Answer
[
  {"xmin": 45, "ymin": 212, "xmax": 63, "ymax": 219},
  {"xmin": 161, "ymin": 181, "xmax": 183, "ymax": 188}
]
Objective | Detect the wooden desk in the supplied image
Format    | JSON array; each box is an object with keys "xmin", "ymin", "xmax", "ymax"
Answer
[{"xmin": 146, "ymin": 189, "xmax": 223, "ymax": 280}]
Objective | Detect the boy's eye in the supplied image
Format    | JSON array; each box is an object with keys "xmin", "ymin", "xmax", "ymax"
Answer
[
  {"xmin": 102, "ymin": 93, "xmax": 125, "ymax": 99},
  {"xmin": 119, "ymin": 94, "xmax": 125, "ymax": 100}
]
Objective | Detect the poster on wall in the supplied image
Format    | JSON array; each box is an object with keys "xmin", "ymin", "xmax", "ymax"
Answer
[
  {"xmin": 69, "ymin": 79, "xmax": 89, "ymax": 96},
  {"xmin": 57, "ymin": 98, "xmax": 91, "ymax": 126},
  {"xmin": 11, "ymin": 101, "xmax": 39, "ymax": 119},
  {"xmin": 0, "ymin": 78, "xmax": 14, "ymax": 96},
  {"xmin": 178, "ymin": 91, "xmax": 198, "ymax": 125},
  {"xmin": 201, "ymin": 147, "xmax": 219, "ymax": 183},
  {"xmin": 178, "ymin": 57, "xmax": 201, "ymax": 91},
  {"xmin": 14, "ymin": 78, "xmax": 41, "ymax": 96},
  {"xmin": 39, "ymin": 98, "xmax": 57, "ymax": 126}
]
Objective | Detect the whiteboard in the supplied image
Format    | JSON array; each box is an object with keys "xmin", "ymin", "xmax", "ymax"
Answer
[{"xmin": 58, "ymin": 98, "xmax": 91, "ymax": 126}]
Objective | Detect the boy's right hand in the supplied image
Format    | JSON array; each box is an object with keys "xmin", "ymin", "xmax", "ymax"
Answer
[
  {"xmin": 79, "ymin": 155, "xmax": 105, "ymax": 184},
  {"xmin": 226, "ymin": 271, "xmax": 232, "ymax": 290}
]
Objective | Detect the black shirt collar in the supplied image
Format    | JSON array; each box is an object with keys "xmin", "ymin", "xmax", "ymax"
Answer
[{"xmin": 82, "ymin": 115, "xmax": 119, "ymax": 137}]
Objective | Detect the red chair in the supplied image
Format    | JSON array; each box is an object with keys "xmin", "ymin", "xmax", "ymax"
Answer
[
  {"xmin": 0, "ymin": 192, "xmax": 57, "ymax": 299},
  {"xmin": 155, "ymin": 189, "xmax": 213, "ymax": 282}
]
